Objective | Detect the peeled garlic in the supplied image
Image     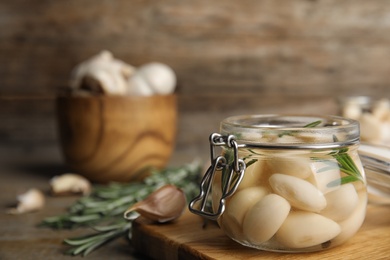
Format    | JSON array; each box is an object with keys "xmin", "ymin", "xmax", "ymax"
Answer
[
  {"xmin": 331, "ymin": 190, "xmax": 367, "ymax": 245},
  {"xmin": 372, "ymin": 98, "xmax": 390, "ymax": 120},
  {"xmin": 342, "ymin": 102, "xmax": 362, "ymax": 119},
  {"xmin": 276, "ymin": 211, "xmax": 341, "ymax": 248},
  {"xmin": 50, "ymin": 173, "xmax": 91, "ymax": 196},
  {"xmin": 219, "ymin": 214, "xmax": 246, "ymax": 242},
  {"xmin": 211, "ymin": 173, "xmax": 223, "ymax": 213},
  {"xmin": 236, "ymin": 159, "xmax": 269, "ymax": 190},
  {"xmin": 243, "ymin": 194, "xmax": 291, "ymax": 245},
  {"xmin": 7, "ymin": 188, "xmax": 45, "ymax": 214},
  {"xmin": 124, "ymin": 184, "xmax": 186, "ymax": 223},
  {"xmin": 269, "ymin": 173, "xmax": 327, "ymax": 212},
  {"xmin": 225, "ymin": 186, "xmax": 268, "ymax": 226},
  {"xmin": 127, "ymin": 62, "xmax": 176, "ymax": 96},
  {"xmin": 267, "ymin": 156, "xmax": 313, "ymax": 179},
  {"xmin": 359, "ymin": 113, "xmax": 383, "ymax": 143},
  {"xmin": 342, "ymin": 98, "xmax": 390, "ymax": 144},
  {"xmin": 309, "ymin": 160, "xmax": 341, "ymax": 194},
  {"xmin": 320, "ymin": 183, "xmax": 359, "ymax": 222}
]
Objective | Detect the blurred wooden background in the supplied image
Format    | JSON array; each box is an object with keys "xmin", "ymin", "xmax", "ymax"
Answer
[{"xmin": 1, "ymin": 0, "xmax": 390, "ymax": 164}]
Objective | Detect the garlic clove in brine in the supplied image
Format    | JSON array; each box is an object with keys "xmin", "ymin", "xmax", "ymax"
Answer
[
  {"xmin": 124, "ymin": 184, "xmax": 186, "ymax": 223},
  {"xmin": 50, "ymin": 173, "xmax": 91, "ymax": 196},
  {"xmin": 7, "ymin": 188, "xmax": 45, "ymax": 214}
]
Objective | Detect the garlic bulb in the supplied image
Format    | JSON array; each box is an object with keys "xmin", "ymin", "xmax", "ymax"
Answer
[
  {"xmin": 50, "ymin": 173, "xmax": 91, "ymax": 196},
  {"xmin": 69, "ymin": 51, "xmax": 176, "ymax": 97},
  {"xmin": 127, "ymin": 62, "xmax": 176, "ymax": 96},
  {"xmin": 7, "ymin": 188, "xmax": 45, "ymax": 214},
  {"xmin": 124, "ymin": 184, "xmax": 186, "ymax": 223},
  {"xmin": 70, "ymin": 50, "xmax": 135, "ymax": 95}
]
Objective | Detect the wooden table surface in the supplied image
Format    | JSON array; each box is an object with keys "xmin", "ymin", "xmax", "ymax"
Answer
[
  {"xmin": 132, "ymin": 205, "xmax": 390, "ymax": 260},
  {"xmin": 0, "ymin": 146, "xmax": 148, "ymax": 260},
  {"xmin": 1, "ymin": 144, "xmax": 390, "ymax": 260}
]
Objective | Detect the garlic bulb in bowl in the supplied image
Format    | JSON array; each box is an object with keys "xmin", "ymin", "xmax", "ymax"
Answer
[
  {"xmin": 127, "ymin": 62, "xmax": 176, "ymax": 96},
  {"xmin": 68, "ymin": 51, "xmax": 177, "ymax": 97}
]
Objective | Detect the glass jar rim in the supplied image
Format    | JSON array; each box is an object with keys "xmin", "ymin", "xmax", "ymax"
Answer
[{"xmin": 220, "ymin": 114, "xmax": 360, "ymax": 149}]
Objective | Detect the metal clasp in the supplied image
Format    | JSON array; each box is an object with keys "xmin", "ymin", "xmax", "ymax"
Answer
[{"xmin": 189, "ymin": 133, "xmax": 246, "ymax": 220}]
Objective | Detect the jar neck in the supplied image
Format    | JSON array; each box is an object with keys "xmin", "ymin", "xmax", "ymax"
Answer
[{"xmin": 220, "ymin": 115, "xmax": 360, "ymax": 149}]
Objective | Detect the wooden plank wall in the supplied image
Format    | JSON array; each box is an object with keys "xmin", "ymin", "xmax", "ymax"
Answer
[{"xmin": 1, "ymin": 0, "xmax": 390, "ymax": 162}]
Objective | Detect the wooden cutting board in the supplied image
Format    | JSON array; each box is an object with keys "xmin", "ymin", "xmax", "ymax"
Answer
[{"xmin": 132, "ymin": 204, "xmax": 390, "ymax": 260}]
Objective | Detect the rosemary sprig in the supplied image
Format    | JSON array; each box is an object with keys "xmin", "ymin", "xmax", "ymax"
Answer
[
  {"xmin": 304, "ymin": 122, "xmax": 363, "ymax": 187},
  {"xmin": 326, "ymin": 137, "xmax": 364, "ymax": 187},
  {"xmin": 304, "ymin": 120, "xmax": 322, "ymax": 128},
  {"xmin": 40, "ymin": 161, "xmax": 202, "ymax": 256}
]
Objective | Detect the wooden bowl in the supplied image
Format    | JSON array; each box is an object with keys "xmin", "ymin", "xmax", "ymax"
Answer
[{"xmin": 56, "ymin": 94, "xmax": 177, "ymax": 183}]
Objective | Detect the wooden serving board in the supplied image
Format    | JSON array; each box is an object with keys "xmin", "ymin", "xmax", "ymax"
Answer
[{"xmin": 132, "ymin": 204, "xmax": 390, "ymax": 260}]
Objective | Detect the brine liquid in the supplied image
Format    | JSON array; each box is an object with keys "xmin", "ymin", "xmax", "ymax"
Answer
[{"xmin": 212, "ymin": 147, "xmax": 367, "ymax": 252}]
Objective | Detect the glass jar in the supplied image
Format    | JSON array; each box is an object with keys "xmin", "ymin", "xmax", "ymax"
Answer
[
  {"xmin": 189, "ymin": 115, "xmax": 367, "ymax": 252},
  {"xmin": 339, "ymin": 96, "xmax": 390, "ymax": 145}
]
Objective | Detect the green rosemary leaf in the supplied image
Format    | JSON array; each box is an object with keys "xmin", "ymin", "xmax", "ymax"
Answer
[
  {"xmin": 327, "ymin": 175, "xmax": 360, "ymax": 188},
  {"xmin": 72, "ymin": 240, "xmax": 96, "ymax": 255},
  {"xmin": 68, "ymin": 215, "xmax": 102, "ymax": 223},
  {"xmin": 82, "ymin": 230, "xmax": 123, "ymax": 257},
  {"xmin": 278, "ymin": 119, "xmax": 322, "ymax": 138},
  {"xmin": 64, "ymin": 235, "xmax": 101, "ymax": 246},
  {"xmin": 247, "ymin": 149, "xmax": 263, "ymax": 155},
  {"xmin": 245, "ymin": 158, "xmax": 258, "ymax": 168},
  {"xmin": 278, "ymin": 131, "xmax": 295, "ymax": 138},
  {"xmin": 304, "ymin": 120, "xmax": 322, "ymax": 128},
  {"xmin": 317, "ymin": 165, "xmax": 338, "ymax": 173}
]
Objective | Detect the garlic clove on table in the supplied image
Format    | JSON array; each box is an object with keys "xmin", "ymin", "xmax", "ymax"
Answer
[
  {"xmin": 7, "ymin": 188, "xmax": 45, "ymax": 214},
  {"xmin": 50, "ymin": 173, "xmax": 91, "ymax": 196},
  {"xmin": 124, "ymin": 184, "xmax": 186, "ymax": 223}
]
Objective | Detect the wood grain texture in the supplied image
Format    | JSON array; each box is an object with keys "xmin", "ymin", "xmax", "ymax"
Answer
[
  {"xmin": 1, "ymin": 0, "xmax": 390, "ymax": 98},
  {"xmin": 56, "ymin": 95, "xmax": 177, "ymax": 182},
  {"xmin": 2, "ymin": 0, "xmax": 390, "ymax": 156},
  {"xmin": 0, "ymin": 152, "xmax": 140, "ymax": 260},
  {"xmin": 0, "ymin": 95, "xmax": 340, "ymax": 169},
  {"xmin": 132, "ymin": 205, "xmax": 390, "ymax": 260}
]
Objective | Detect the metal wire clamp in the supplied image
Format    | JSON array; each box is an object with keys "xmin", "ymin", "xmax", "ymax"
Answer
[{"xmin": 189, "ymin": 133, "xmax": 246, "ymax": 220}]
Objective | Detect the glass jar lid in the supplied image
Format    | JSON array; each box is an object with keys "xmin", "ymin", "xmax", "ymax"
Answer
[{"xmin": 220, "ymin": 114, "xmax": 360, "ymax": 149}]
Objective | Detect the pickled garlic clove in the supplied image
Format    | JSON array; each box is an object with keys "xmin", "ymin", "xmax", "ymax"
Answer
[
  {"xmin": 236, "ymin": 160, "xmax": 269, "ymax": 190},
  {"xmin": 243, "ymin": 194, "xmax": 290, "ymax": 245},
  {"xmin": 309, "ymin": 160, "xmax": 341, "ymax": 194},
  {"xmin": 225, "ymin": 186, "xmax": 268, "ymax": 226},
  {"xmin": 7, "ymin": 188, "xmax": 45, "ymax": 214},
  {"xmin": 343, "ymin": 102, "xmax": 362, "ymax": 119},
  {"xmin": 331, "ymin": 190, "xmax": 367, "ymax": 245},
  {"xmin": 359, "ymin": 113, "xmax": 383, "ymax": 143},
  {"xmin": 276, "ymin": 211, "xmax": 341, "ymax": 249},
  {"xmin": 267, "ymin": 157, "xmax": 313, "ymax": 179},
  {"xmin": 50, "ymin": 173, "xmax": 91, "ymax": 196},
  {"xmin": 320, "ymin": 183, "xmax": 359, "ymax": 222},
  {"xmin": 269, "ymin": 173, "xmax": 327, "ymax": 212},
  {"xmin": 124, "ymin": 184, "xmax": 186, "ymax": 223},
  {"xmin": 219, "ymin": 214, "xmax": 246, "ymax": 242},
  {"xmin": 372, "ymin": 98, "xmax": 390, "ymax": 121}
]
